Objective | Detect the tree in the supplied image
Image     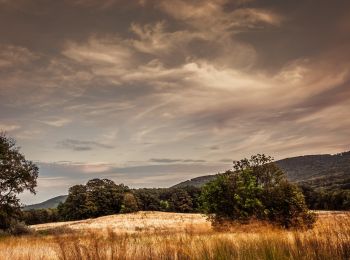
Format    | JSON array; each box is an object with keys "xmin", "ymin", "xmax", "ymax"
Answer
[
  {"xmin": 201, "ymin": 154, "xmax": 316, "ymax": 229},
  {"xmin": 86, "ymin": 178, "xmax": 129, "ymax": 217},
  {"xmin": 265, "ymin": 180, "xmax": 316, "ymax": 228},
  {"xmin": 58, "ymin": 178, "xmax": 130, "ymax": 220},
  {"xmin": 201, "ymin": 170, "xmax": 264, "ymax": 225},
  {"xmin": 57, "ymin": 185, "xmax": 93, "ymax": 220},
  {"xmin": 134, "ymin": 188, "xmax": 164, "ymax": 211},
  {"xmin": 22, "ymin": 208, "xmax": 60, "ymax": 225},
  {"xmin": 169, "ymin": 188, "xmax": 193, "ymax": 213},
  {"xmin": 0, "ymin": 133, "xmax": 38, "ymax": 230},
  {"xmin": 120, "ymin": 192, "xmax": 138, "ymax": 213}
]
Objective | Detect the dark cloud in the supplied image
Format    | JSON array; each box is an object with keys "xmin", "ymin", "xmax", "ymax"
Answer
[
  {"xmin": 149, "ymin": 158, "xmax": 207, "ymax": 163},
  {"xmin": 149, "ymin": 158, "xmax": 182, "ymax": 163},
  {"xmin": 57, "ymin": 139, "xmax": 115, "ymax": 151}
]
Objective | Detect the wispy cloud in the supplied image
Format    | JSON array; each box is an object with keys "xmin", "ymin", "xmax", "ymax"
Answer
[
  {"xmin": 57, "ymin": 139, "xmax": 115, "ymax": 151},
  {"xmin": 149, "ymin": 158, "xmax": 207, "ymax": 163},
  {"xmin": 0, "ymin": 45, "xmax": 39, "ymax": 68}
]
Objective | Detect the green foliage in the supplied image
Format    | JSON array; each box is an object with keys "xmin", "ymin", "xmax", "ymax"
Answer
[
  {"xmin": 133, "ymin": 187, "xmax": 201, "ymax": 213},
  {"xmin": 264, "ymin": 180, "xmax": 316, "ymax": 228},
  {"xmin": 120, "ymin": 192, "xmax": 138, "ymax": 213},
  {"xmin": 57, "ymin": 184, "xmax": 92, "ymax": 220},
  {"xmin": 300, "ymin": 184, "xmax": 350, "ymax": 210},
  {"xmin": 0, "ymin": 133, "xmax": 38, "ymax": 231},
  {"xmin": 169, "ymin": 188, "xmax": 193, "ymax": 213},
  {"xmin": 201, "ymin": 154, "xmax": 316, "ymax": 229},
  {"xmin": 159, "ymin": 200, "xmax": 169, "ymax": 211},
  {"xmin": 58, "ymin": 179, "xmax": 134, "ymax": 220},
  {"xmin": 86, "ymin": 179, "xmax": 129, "ymax": 217},
  {"xmin": 22, "ymin": 208, "xmax": 60, "ymax": 225},
  {"xmin": 134, "ymin": 188, "xmax": 165, "ymax": 211}
]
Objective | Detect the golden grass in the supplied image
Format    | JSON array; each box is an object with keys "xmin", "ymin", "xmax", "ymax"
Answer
[{"xmin": 0, "ymin": 211, "xmax": 349, "ymax": 260}]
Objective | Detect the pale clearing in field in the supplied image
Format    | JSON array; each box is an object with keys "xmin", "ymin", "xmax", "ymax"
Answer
[
  {"xmin": 0, "ymin": 211, "xmax": 349, "ymax": 260},
  {"xmin": 31, "ymin": 211, "xmax": 210, "ymax": 233}
]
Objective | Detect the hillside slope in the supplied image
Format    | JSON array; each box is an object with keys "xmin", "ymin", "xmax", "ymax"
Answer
[
  {"xmin": 277, "ymin": 152, "xmax": 350, "ymax": 189},
  {"xmin": 25, "ymin": 151, "xmax": 350, "ymax": 209},
  {"xmin": 23, "ymin": 195, "xmax": 68, "ymax": 210},
  {"xmin": 174, "ymin": 152, "xmax": 350, "ymax": 189}
]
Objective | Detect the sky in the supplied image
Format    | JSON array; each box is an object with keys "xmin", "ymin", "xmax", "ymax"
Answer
[{"xmin": 0, "ymin": 0, "xmax": 349, "ymax": 204}]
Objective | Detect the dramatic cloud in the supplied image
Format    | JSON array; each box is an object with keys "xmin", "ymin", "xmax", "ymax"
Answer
[{"xmin": 1, "ymin": 0, "xmax": 349, "ymax": 203}]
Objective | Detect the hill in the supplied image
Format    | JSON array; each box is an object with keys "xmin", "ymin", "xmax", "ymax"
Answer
[
  {"xmin": 172, "ymin": 174, "xmax": 218, "ymax": 188},
  {"xmin": 174, "ymin": 152, "xmax": 350, "ymax": 189},
  {"xmin": 277, "ymin": 151, "xmax": 350, "ymax": 190},
  {"xmin": 25, "ymin": 151, "xmax": 350, "ymax": 209},
  {"xmin": 23, "ymin": 195, "xmax": 68, "ymax": 211}
]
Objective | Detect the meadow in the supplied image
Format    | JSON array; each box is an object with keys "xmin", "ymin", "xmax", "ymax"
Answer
[{"xmin": 0, "ymin": 211, "xmax": 349, "ymax": 260}]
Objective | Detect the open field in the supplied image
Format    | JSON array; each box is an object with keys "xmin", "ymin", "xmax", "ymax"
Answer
[{"xmin": 0, "ymin": 211, "xmax": 349, "ymax": 260}]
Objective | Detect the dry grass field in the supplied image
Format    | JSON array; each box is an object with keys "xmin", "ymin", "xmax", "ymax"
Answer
[{"xmin": 0, "ymin": 211, "xmax": 349, "ymax": 260}]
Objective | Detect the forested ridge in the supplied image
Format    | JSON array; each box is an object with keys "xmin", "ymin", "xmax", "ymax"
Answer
[{"xmin": 21, "ymin": 152, "xmax": 350, "ymax": 226}]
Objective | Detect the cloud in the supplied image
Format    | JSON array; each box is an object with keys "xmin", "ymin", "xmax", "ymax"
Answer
[
  {"xmin": 39, "ymin": 118, "xmax": 72, "ymax": 127},
  {"xmin": 130, "ymin": 21, "xmax": 205, "ymax": 56},
  {"xmin": 149, "ymin": 158, "xmax": 207, "ymax": 163},
  {"xmin": 57, "ymin": 139, "xmax": 115, "ymax": 151},
  {"xmin": 0, "ymin": 45, "xmax": 39, "ymax": 68},
  {"xmin": 0, "ymin": 123, "xmax": 21, "ymax": 132},
  {"xmin": 157, "ymin": 0, "xmax": 282, "ymax": 32}
]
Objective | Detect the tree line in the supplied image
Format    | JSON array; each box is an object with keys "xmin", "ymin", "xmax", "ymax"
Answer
[
  {"xmin": 25, "ymin": 155, "xmax": 317, "ymax": 229},
  {"xmin": 1, "ymin": 133, "xmax": 348, "ymax": 233}
]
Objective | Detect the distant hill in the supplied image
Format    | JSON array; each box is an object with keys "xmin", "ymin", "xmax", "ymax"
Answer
[
  {"xmin": 25, "ymin": 152, "xmax": 350, "ymax": 209},
  {"xmin": 278, "ymin": 151, "xmax": 350, "ymax": 189},
  {"xmin": 23, "ymin": 195, "xmax": 68, "ymax": 211},
  {"xmin": 172, "ymin": 174, "xmax": 218, "ymax": 188},
  {"xmin": 174, "ymin": 152, "xmax": 350, "ymax": 190}
]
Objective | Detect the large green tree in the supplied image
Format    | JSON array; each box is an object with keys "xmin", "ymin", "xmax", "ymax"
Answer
[
  {"xmin": 0, "ymin": 133, "xmax": 38, "ymax": 230},
  {"xmin": 201, "ymin": 154, "xmax": 316, "ymax": 229}
]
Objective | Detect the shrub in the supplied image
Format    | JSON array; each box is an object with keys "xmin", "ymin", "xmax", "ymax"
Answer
[
  {"xmin": 264, "ymin": 180, "xmax": 316, "ymax": 228},
  {"xmin": 120, "ymin": 193, "xmax": 139, "ymax": 213},
  {"xmin": 201, "ymin": 154, "xmax": 316, "ymax": 229},
  {"xmin": 9, "ymin": 222, "xmax": 33, "ymax": 236}
]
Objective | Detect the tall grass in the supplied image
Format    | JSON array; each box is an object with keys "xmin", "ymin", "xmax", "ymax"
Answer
[{"xmin": 0, "ymin": 211, "xmax": 349, "ymax": 260}]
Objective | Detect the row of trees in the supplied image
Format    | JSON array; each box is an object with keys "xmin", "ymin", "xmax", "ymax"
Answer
[
  {"xmin": 57, "ymin": 182, "xmax": 202, "ymax": 221},
  {"xmin": 22, "ymin": 186, "xmax": 202, "ymax": 224},
  {"xmin": 0, "ymin": 132, "xmax": 334, "ymax": 231},
  {"xmin": 300, "ymin": 185, "xmax": 350, "ymax": 210},
  {"xmin": 23, "ymin": 181, "xmax": 349, "ymax": 226},
  {"xmin": 53, "ymin": 156, "xmax": 316, "ymax": 228},
  {"xmin": 21, "ymin": 208, "xmax": 59, "ymax": 225}
]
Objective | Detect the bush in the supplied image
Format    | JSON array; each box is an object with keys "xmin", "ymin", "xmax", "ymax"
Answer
[
  {"xmin": 120, "ymin": 193, "xmax": 139, "ymax": 213},
  {"xmin": 9, "ymin": 222, "xmax": 32, "ymax": 236},
  {"xmin": 201, "ymin": 154, "xmax": 316, "ymax": 229},
  {"xmin": 264, "ymin": 180, "xmax": 316, "ymax": 228}
]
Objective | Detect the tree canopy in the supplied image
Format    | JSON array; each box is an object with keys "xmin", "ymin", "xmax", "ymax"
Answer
[
  {"xmin": 201, "ymin": 154, "xmax": 316, "ymax": 229},
  {"xmin": 0, "ymin": 133, "xmax": 38, "ymax": 230},
  {"xmin": 58, "ymin": 178, "xmax": 134, "ymax": 220}
]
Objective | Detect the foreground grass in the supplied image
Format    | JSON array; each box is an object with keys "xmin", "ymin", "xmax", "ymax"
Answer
[{"xmin": 0, "ymin": 211, "xmax": 349, "ymax": 260}]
